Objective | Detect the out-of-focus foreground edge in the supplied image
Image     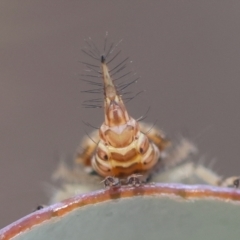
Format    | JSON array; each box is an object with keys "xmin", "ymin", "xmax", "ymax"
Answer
[{"xmin": 1, "ymin": 183, "xmax": 240, "ymax": 240}]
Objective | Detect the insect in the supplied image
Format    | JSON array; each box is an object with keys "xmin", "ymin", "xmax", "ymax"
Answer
[
  {"xmin": 50, "ymin": 35, "xmax": 239, "ymax": 203},
  {"xmin": 76, "ymin": 53, "xmax": 170, "ymax": 180}
]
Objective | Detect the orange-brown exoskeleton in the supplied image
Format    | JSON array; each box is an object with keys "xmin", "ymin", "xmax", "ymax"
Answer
[
  {"xmin": 76, "ymin": 53, "xmax": 170, "ymax": 180},
  {"xmin": 50, "ymin": 36, "xmax": 238, "ymax": 203}
]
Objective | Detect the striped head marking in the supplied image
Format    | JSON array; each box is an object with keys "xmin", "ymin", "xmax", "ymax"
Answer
[{"xmin": 101, "ymin": 55, "xmax": 130, "ymax": 127}]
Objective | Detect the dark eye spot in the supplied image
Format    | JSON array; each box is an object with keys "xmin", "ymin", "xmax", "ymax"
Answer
[
  {"xmin": 140, "ymin": 147, "xmax": 144, "ymax": 154},
  {"xmin": 97, "ymin": 148, "xmax": 109, "ymax": 161}
]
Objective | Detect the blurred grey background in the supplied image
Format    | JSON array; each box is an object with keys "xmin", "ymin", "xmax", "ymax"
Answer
[{"xmin": 1, "ymin": 1, "xmax": 240, "ymax": 228}]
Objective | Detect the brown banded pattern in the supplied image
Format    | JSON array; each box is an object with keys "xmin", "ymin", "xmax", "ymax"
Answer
[
  {"xmin": 50, "ymin": 36, "xmax": 239, "ymax": 203},
  {"xmin": 76, "ymin": 37, "xmax": 170, "ymax": 178}
]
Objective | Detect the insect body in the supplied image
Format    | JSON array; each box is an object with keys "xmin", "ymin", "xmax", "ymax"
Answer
[
  {"xmin": 51, "ymin": 37, "xmax": 238, "ymax": 203},
  {"xmin": 76, "ymin": 41, "xmax": 169, "ymax": 179}
]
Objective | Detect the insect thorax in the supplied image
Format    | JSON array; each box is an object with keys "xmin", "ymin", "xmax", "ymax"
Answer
[{"xmin": 92, "ymin": 117, "xmax": 160, "ymax": 177}]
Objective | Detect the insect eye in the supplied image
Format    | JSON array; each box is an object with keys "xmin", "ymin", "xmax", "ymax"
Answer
[
  {"xmin": 97, "ymin": 148, "xmax": 109, "ymax": 161},
  {"xmin": 138, "ymin": 135, "xmax": 149, "ymax": 155}
]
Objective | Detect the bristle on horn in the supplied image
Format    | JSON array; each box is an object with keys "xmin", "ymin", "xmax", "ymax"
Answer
[{"xmin": 101, "ymin": 55, "xmax": 130, "ymax": 127}]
